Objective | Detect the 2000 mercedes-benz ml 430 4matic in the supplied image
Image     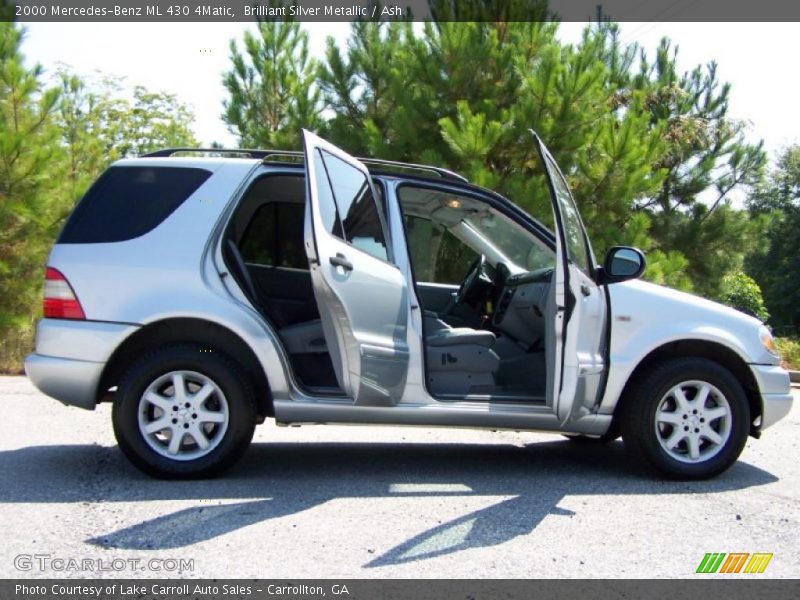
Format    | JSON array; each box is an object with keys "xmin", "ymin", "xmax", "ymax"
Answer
[{"xmin": 25, "ymin": 131, "xmax": 792, "ymax": 479}]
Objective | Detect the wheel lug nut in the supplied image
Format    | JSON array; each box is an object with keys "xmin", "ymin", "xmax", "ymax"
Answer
[
  {"xmin": 684, "ymin": 426, "xmax": 689, "ymax": 431},
  {"xmin": 700, "ymin": 418, "xmax": 705, "ymax": 423},
  {"xmin": 694, "ymin": 428, "xmax": 700, "ymax": 433},
  {"xmin": 185, "ymin": 402, "xmax": 191, "ymax": 408},
  {"xmin": 683, "ymin": 414, "xmax": 688, "ymax": 419},
  {"xmin": 192, "ymin": 413, "xmax": 197, "ymax": 419},
  {"xmin": 183, "ymin": 423, "xmax": 189, "ymax": 429},
  {"xmin": 171, "ymin": 418, "xmax": 177, "ymax": 424},
  {"xmin": 693, "ymin": 409, "xmax": 698, "ymax": 414},
  {"xmin": 172, "ymin": 406, "xmax": 178, "ymax": 411}
]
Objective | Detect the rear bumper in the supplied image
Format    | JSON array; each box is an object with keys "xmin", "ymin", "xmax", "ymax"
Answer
[
  {"xmin": 750, "ymin": 364, "xmax": 793, "ymax": 431},
  {"xmin": 25, "ymin": 354, "xmax": 104, "ymax": 410},
  {"xmin": 24, "ymin": 319, "xmax": 139, "ymax": 410}
]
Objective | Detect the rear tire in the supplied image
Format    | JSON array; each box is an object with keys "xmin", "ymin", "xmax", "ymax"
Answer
[
  {"xmin": 620, "ymin": 357, "xmax": 750, "ymax": 480},
  {"xmin": 112, "ymin": 345, "xmax": 257, "ymax": 479}
]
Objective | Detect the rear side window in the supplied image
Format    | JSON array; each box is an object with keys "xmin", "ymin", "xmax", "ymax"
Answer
[
  {"xmin": 239, "ymin": 202, "xmax": 307, "ymax": 269},
  {"xmin": 58, "ymin": 166, "xmax": 212, "ymax": 244}
]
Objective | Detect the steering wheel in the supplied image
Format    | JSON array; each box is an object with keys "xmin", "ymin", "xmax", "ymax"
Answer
[{"xmin": 454, "ymin": 254, "xmax": 488, "ymax": 306}]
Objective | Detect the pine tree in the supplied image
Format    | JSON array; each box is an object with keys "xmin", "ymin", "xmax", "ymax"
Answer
[
  {"xmin": 0, "ymin": 23, "xmax": 60, "ymax": 367},
  {"xmin": 634, "ymin": 40, "xmax": 767, "ymax": 296},
  {"xmin": 222, "ymin": 21, "xmax": 322, "ymax": 149},
  {"xmin": 746, "ymin": 146, "xmax": 800, "ymax": 332}
]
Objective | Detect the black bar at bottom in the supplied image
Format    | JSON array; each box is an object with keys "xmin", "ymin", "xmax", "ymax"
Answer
[{"xmin": 2, "ymin": 579, "xmax": 799, "ymax": 600}]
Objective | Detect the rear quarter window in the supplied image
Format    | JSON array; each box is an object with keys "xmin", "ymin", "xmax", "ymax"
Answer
[{"xmin": 58, "ymin": 166, "xmax": 212, "ymax": 244}]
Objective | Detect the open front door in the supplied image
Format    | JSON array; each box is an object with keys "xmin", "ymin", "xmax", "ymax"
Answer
[
  {"xmin": 533, "ymin": 132, "xmax": 608, "ymax": 424},
  {"xmin": 302, "ymin": 130, "xmax": 410, "ymax": 406}
]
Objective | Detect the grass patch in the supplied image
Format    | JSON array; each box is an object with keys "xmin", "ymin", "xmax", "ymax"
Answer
[{"xmin": 0, "ymin": 326, "xmax": 33, "ymax": 375}]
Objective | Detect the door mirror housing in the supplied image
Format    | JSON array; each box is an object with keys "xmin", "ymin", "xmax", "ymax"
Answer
[{"xmin": 599, "ymin": 246, "xmax": 645, "ymax": 284}]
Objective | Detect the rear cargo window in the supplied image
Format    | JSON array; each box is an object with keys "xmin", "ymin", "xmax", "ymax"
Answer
[{"xmin": 57, "ymin": 166, "xmax": 212, "ymax": 244}]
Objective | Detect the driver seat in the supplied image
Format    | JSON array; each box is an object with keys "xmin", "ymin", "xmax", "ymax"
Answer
[{"xmin": 424, "ymin": 314, "xmax": 500, "ymax": 395}]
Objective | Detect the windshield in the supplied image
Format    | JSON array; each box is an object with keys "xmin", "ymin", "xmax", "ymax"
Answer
[
  {"xmin": 397, "ymin": 185, "xmax": 553, "ymax": 273},
  {"xmin": 464, "ymin": 210, "xmax": 552, "ymax": 272}
]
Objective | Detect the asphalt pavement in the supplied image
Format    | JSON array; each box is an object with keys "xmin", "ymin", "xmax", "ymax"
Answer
[{"xmin": 1, "ymin": 376, "xmax": 798, "ymax": 578}]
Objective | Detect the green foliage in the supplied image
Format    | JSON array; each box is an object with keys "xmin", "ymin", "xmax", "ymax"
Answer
[
  {"xmin": 0, "ymin": 23, "xmax": 60, "ymax": 340},
  {"xmin": 106, "ymin": 85, "xmax": 197, "ymax": 157},
  {"xmin": 716, "ymin": 271, "xmax": 769, "ymax": 322},
  {"xmin": 746, "ymin": 145, "xmax": 800, "ymax": 331},
  {"xmin": 638, "ymin": 40, "xmax": 767, "ymax": 297},
  {"xmin": 775, "ymin": 337, "xmax": 800, "ymax": 370},
  {"xmin": 222, "ymin": 21, "xmax": 322, "ymax": 149},
  {"xmin": 57, "ymin": 73, "xmax": 196, "ymax": 160}
]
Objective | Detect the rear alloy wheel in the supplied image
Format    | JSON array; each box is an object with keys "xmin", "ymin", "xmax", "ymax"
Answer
[
  {"xmin": 621, "ymin": 358, "xmax": 750, "ymax": 480},
  {"xmin": 113, "ymin": 345, "xmax": 256, "ymax": 479},
  {"xmin": 137, "ymin": 370, "xmax": 230, "ymax": 461}
]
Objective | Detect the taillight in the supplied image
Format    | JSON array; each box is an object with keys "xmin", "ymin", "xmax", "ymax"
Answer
[{"xmin": 43, "ymin": 267, "xmax": 85, "ymax": 320}]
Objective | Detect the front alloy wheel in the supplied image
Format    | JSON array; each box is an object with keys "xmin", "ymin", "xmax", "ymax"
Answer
[
  {"xmin": 621, "ymin": 358, "xmax": 750, "ymax": 480},
  {"xmin": 654, "ymin": 380, "xmax": 732, "ymax": 464}
]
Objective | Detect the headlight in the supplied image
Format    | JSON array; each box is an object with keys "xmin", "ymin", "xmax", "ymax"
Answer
[{"xmin": 759, "ymin": 325, "xmax": 780, "ymax": 357}]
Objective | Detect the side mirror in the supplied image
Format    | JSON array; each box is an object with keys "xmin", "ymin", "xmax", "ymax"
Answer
[{"xmin": 600, "ymin": 246, "xmax": 645, "ymax": 284}]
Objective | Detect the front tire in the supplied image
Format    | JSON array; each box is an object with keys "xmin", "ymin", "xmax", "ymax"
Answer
[
  {"xmin": 620, "ymin": 357, "xmax": 750, "ymax": 480},
  {"xmin": 112, "ymin": 345, "xmax": 257, "ymax": 479}
]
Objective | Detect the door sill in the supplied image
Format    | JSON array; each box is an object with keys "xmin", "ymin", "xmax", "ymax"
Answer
[
  {"xmin": 433, "ymin": 393, "xmax": 547, "ymax": 404},
  {"xmin": 300, "ymin": 384, "xmax": 347, "ymax": 397}
]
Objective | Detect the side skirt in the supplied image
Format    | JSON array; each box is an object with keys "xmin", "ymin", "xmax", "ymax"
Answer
[{"xmin": 273, "ymin": 399, "xmax": 613, "ymax": 435}]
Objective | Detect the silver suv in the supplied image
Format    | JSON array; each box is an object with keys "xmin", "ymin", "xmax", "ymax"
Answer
[{"xmin": 25, "ymin": 131, "xmax": 792, "ymax": 479}]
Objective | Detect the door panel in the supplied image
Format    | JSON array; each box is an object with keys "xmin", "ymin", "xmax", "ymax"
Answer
[
  {"xmin": 302, "ymin": 130, "xmax": 410, "ymax": 407},
  {"xmin": 533, "ymin": 132, "xmax": 607, "ymax": 422}
]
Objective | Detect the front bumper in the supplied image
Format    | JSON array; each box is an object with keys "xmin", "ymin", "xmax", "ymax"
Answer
[
  {"xmin": 750, "ymin": 364, "xmax": 793, "ymax": 430},
  {"xmin": 24, "ymin": 319, "xmax": 139, "ymax": 410}
]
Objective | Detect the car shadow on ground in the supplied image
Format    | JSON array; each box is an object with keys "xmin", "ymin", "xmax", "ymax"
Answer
[{"xmin": 0, "ymin": 439, "xmax": 778, "ymax": 566}]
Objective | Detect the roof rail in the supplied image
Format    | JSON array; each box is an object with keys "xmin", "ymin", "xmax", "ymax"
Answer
[
  {"xmin": 141, "ymin": 148, "xmax": 467, "ymax": 182},
  {"xmin": 356, "ymin": 157, "xmax": 467, "ymax": 182},
  {"xmin": 142, "ymin": 148, "xmax": 282, "ymax": 159}
]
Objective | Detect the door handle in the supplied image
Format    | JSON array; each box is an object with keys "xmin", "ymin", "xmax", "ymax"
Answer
[{"xmin": 329, "ymin": 253, "xmax": 353, "ymax": 271}]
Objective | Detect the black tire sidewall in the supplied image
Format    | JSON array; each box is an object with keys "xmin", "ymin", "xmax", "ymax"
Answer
[
  {"xmin": 623, "ymin": 358, "xmax": 750, "ymax": 480},
  {"xmin": 112, "ymin": 345, "xmax": 256, "ymax": 479}
]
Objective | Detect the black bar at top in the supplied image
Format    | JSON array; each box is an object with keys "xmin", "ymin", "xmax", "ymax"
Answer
[{"xmin": 6, "ymin": 0, "xmax": 800, "ymax": 23}]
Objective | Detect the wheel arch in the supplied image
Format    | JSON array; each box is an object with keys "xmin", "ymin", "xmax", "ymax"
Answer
[
  {"xmin": 98, "ymin": 317, "xmax": 272, "ymax": 421},
  {"xmin": 612, "ymin": 339, "xmax": 762, "ymax": 437}
]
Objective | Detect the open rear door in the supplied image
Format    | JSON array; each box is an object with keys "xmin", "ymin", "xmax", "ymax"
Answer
[
  {"xmin": 533, "ymin": 132, "xmax": 607, "ymax": 423},
  {"xmin": 302, "ymin": 130, "xmax": 410, "ymax": 406}
]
